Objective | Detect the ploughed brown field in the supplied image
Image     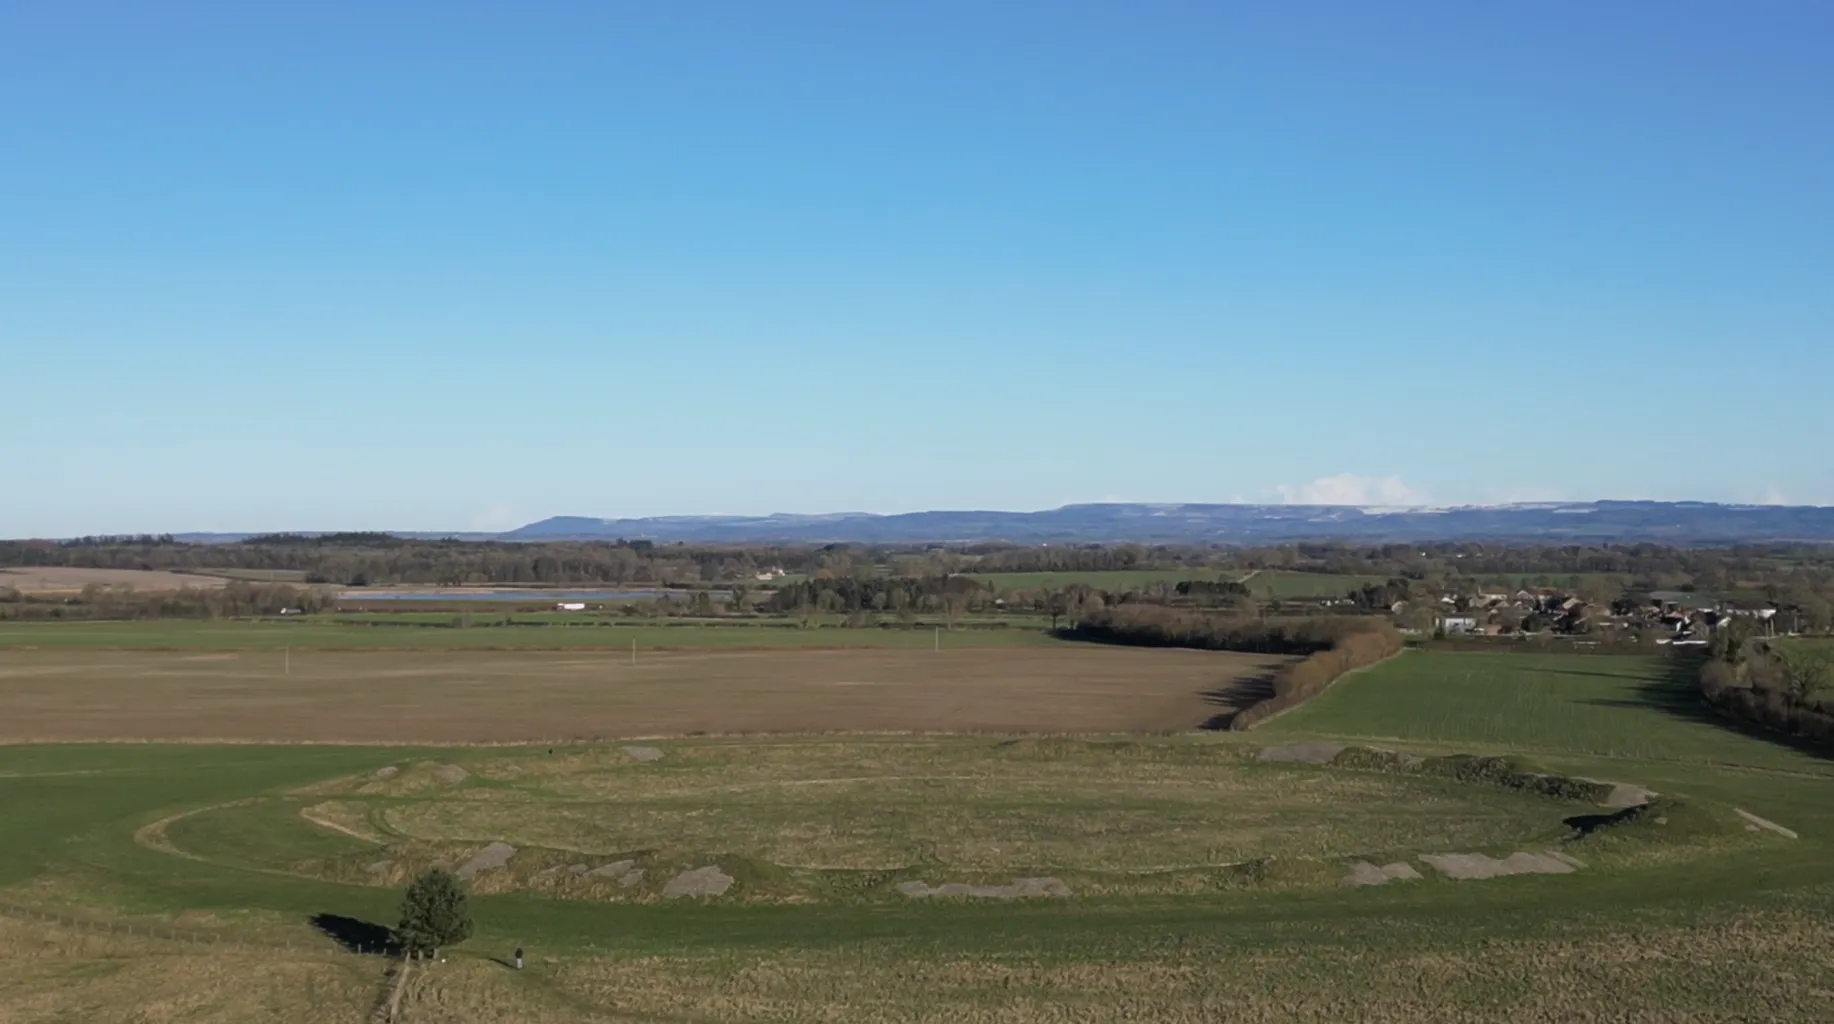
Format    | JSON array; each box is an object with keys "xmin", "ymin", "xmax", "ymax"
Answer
[
  {"xmin": 0, "ymin": 566, "xmax": 231, "ymax": 593},
  {"xmin": 0, "ymin": 646, "xmax": 1282, "ymax": 743}
]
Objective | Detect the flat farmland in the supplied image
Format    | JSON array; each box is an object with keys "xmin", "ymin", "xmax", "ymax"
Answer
[
  {"xmin": 0, "ymin": 566, "xmax": 230, "ymax": 593},
  {"xmin": 0, "ymin": 646, "xmax": 1281, "ymax": 743},
  {"xmin": 0, "ymin": 619, "xmax": 1066, "ymax": 651},
  {"xmin": 1260, "ymin": 652, "xmax": 1754, "ymax": 763},
  {"xmin": 1249, "ymin": 571, "xmax": 1388, "ymax": 598},
  {"xmin": 4, "ymin": 648, "xmax": 1834, "ymax": 1020}
]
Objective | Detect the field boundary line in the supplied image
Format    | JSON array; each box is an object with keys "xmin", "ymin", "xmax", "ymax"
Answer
[
  {"xmin": 301, "ymin": 805, "xmax": 388, "ymax": 845},
  {"xmin": 1232, "ymin": 649, "xmax": 1409, "ymax": 732},
  {"xmin": 373, "ymin": 959, "xmax": 411, "ymax": 1023},
  {"xmin": 1301, "ymin": 734, "xmax": 1834, "ymax": 779},
  {"xmin": 4, "ymin": 726, "xmax": 1239, "ymax": 748},
  {"xmin": 134, "ymin": 796, "xmax": 402, "ymax": 887},
  {"xmin": 134, "ymin": 798, "xmax": 263, "ymax": 862}
]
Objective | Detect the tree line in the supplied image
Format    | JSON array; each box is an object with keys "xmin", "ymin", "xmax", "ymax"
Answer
[
  {"xmin": 764, "ymin": 576, "xmax": 987, "ymax": 617},
  {"xmin": 0, "ymin": 582, "xmax": 333, "ymax": 621},
  {"xmin": 1059, "ymin": 605, "xmax": 1404, "ymax": 728},
  {"xmin": 1229, "ymin": 625, "xmax": 1405, "ymax": 730},
  {"xmin": 6, "ymin": 534, "xmax": 1834, "ymax": 630},
  {"xmin": 1062, "ymin": 606, "xmax": 1390, "ymax": 655},
  {"xmin": 1700, "ymin": 625, "xmax": 1834, "ymax": 746},
  {"xmin": 9, "ymin": 535, "xmax": 1834, "ymax": 592},
  {"xmin": 0, "ymin": 537, "xmax": 834, "ymax": 587}
]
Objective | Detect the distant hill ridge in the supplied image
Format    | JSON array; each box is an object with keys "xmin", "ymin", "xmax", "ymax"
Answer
[
  {"xmin": 490, "ymin": 501, "xmax": 1834, "ymax": 545},
  {"xmin": 157, "ymin": 501, "xmax": 1834, "ymax": 545}
]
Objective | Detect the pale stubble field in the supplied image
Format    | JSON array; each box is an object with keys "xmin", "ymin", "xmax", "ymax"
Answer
[{"xmin": 0, "ymin": 646, "xmax": 1283, "ymax": 742}]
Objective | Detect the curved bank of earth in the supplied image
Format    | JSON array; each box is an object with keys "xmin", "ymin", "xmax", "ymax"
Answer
[{"xmin": 138, "ymin": 737, "xmax": 1785, "ymax": 907}]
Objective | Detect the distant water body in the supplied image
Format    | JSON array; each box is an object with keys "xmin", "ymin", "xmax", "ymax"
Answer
[{"xmin": 339, "ymin": 589, "xmax": 691, "ymax": 602}]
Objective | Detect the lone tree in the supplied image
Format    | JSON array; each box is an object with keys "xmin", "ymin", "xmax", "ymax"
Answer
[{"xmin": 397, "ymin": 868, "xmax": 472, "ymax": 959}]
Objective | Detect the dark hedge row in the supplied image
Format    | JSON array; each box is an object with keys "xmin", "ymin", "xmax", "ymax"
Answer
[{"xmin": 1229, "ymin": 628, "xmax": 1408, "ymax": 730}]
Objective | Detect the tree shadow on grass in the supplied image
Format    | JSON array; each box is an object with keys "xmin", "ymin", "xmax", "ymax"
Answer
[
  {"xmin": 1199, "ymin": 670, "xmax": 1278, "ymax": 731},
  {"xmin": 1578, "ymin": 655, "xmax": 1831, "ymax": 763},
  {"xmin": 311, "ymin": 913, "xmax": 400, "ymax": 956},
  {"xmin": 1537, "ymin": 667, "xmax": 1656, "ymax": 682}
]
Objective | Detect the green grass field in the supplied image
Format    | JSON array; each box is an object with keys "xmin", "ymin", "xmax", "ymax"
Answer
[
  {"xmin": 1261, "ymin": 651, "xmax": 1834, "ymax": 840},
  {"xmin": 1261, "ymin": 653, "xmax": 1780, "ymax": 764},
  {"xmin": 962, "ymin": 568, "xmax": 1226, "ymax": 590},
  {"xmin": 2, "ymin": 648, "xmax": 1833, "ymax": 1020},
  {"xmin": 1241, "ymin": 570, "xmax": 1632, "ymax": 600},
  {"xmin": 1249, "ymin": 570, "xmax": 1388, "ymax": 598}
]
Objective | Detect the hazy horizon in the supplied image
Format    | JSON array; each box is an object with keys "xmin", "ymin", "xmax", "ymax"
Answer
[
  {"xmin": 5, "ymin": 2, "xmax": 1831, "ymax": 537},
  {"xmin": 17, "ymin": 494, "xmax": 1834, "ymax": 542}
]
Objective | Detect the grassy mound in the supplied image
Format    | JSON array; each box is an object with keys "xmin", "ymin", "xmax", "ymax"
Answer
[{"xmin": 163, "ymin": 738, "xmax": 1600, "ymax": 903}]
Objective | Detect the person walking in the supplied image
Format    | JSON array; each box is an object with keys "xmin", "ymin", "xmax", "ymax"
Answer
[{"xmin": 513, "ymin": 946, "xmax": 524, "ymax": 971}]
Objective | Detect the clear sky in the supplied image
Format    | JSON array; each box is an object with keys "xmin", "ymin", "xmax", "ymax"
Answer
[{"xmin": 3, "ymin": 1, "xmax": 1831, "ymax": 536}]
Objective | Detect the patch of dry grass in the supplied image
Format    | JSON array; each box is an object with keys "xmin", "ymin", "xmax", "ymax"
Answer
[
  {"xmin": 0, "ymin": 916, "xmax": 374, "ymax": 1024},
  {"xmin": 0, "ymin": 567, "xmax": 230, "ymax": 594},
  {"xmin": 235, "ymin": 740, "xmax": 1597, "ymax": 901},
  {"xmin": 375, "ymin": 769, "xmax": 1539, "ymax": 872},
  {"xmin": 479, "ymin": 897, "xmax": 1834, "ymax": 1022}
]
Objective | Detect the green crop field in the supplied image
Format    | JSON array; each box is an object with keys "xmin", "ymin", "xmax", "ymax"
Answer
[
  {"xmin": 1259, "ymin": 652, "xmax": 1806, "ymax": 767},
  {"xmin": 1249, "ymin": 570, "xmax": 1388, "ymax": 598},
  {"xmin": 2, "ymin": 642, "xmax": 1833, "ymax": 1020},
  {"xmin": 1242, "ymin": 570, "xmax": 1632, "ymax": 600},
  {"xmin": 1260, "ymin": 650, "xmax": 1834, "ymax": 845},
  {"xmin": 962, "ymin": 568, "xmax": 1226, "ymax": 590}
]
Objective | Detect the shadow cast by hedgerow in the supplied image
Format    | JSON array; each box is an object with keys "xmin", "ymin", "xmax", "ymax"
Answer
[
  {"xmin": 310, "ymin": 913, "xmax": 400, "ymax": 956},
  {"xmin": 1579, "ymin": 654, "xmax": 1830, "ymax": 762},
  {"xmin": 1199, "ymin": 670, "xmax": 1279, "ymax": 731}
]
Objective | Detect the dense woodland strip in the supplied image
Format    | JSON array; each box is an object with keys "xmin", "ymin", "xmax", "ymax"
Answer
[
  {"xmin": 1060, "ymin": 607, "xmax": 1388, "ymax": 654},
  {"xmin": 1700, "ymin": 626, "xmax": 1834, "ymax": 745},
  {"xmin": 0, "ymin": 583, "xmax": 334, "ymax": 621},
  {"xmin": 6, "ymin": 536, "xmax": 1834, "ymax": 597}
]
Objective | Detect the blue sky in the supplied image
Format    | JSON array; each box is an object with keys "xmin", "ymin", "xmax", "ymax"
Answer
[{"xmin": 3, "ymin": 1, "xmax": 1831, "ymax": 536}]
